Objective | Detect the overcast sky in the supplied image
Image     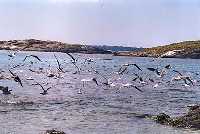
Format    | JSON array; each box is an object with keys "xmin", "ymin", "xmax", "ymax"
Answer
[{"xmin": 0, "ymin": 0, "xmax": 200, "ymax": 47}]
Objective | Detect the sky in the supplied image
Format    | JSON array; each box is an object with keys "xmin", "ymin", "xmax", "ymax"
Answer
[{"xmin": 0, "ymin": 0, "xmax": 200, "ymax": 47}]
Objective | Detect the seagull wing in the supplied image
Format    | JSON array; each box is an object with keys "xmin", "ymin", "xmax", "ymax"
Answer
[
  {"xmin": 186, "ymin": 77, "xmax": 194, "ymax": 85},
  {"xmin": 139, "ymin": 77, "xmax": 143, "ymax": 82},
  {"xmin": 149, "ymin": 78, "xmax": 154, "ymax": 83},
  {"xmin": 9, "ymin": 70, "xmax": 15, "ymax": 76},
  {"xmin": 132, "ymin": 77, "xmax": 139, "ymax": 81},
  {"xmin": 54, "ymin": 54, "xmax": 64, "ymax": 72},
  {"xmin": 133, "ymin": 85, "xmax": 143, "ymax": 92},
  {"xmin": 30, "ymin": 55, "xmax": 42, "ymax": 62},
  {"xmin": 92, "ymin": 78, "xmax": 99, "ymax": 86},
  {"xmin": 164, "ymin": 64, "xmax": 171, "ymax": 69},
  {"xmin": 118, "ymin": 66, "xmax": 128, "ymax": 75},
  {"xmin": 147, "ymin": 67, "xmax": 157, "ymax": 72},
  {"xmin": 173, "ymin": 70, "xmax": 183, "ymax": 76},
  {"xmin": 66, "ymin": 53, "xmax": 76, "ymax": 63},
  {"xmin": 15, "ymin": 76, "xmax": 23, "ymax": 87},
  {"xmin": 23, "ymin": 55, "xmax": 29, "ymax": 62},
  {"xmin": 34, "ymin": 83, "xmax": 45, "ymax": 91},
  {"xmin": 134, "ymin": 64, "xmax": 142, "ymax": 71},
  {"xmin": 46, "ymin": 87, "xmax": 52, "ymax": 91}
]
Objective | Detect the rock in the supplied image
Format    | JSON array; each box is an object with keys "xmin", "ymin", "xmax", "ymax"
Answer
[
  {"xmin": 153, "ymin": 105, "xmax": 200, "ymax": 129},
  {"xmin": 44, "ymin": 129, "xmax": 66, "ymax": 134},
  {"xmin": 152, "ymin": 113, "xmax": 171, "ymax": 124},
  {"xmin": 160, "ymin": 49, "xmax": 184, "ymax": 58}
]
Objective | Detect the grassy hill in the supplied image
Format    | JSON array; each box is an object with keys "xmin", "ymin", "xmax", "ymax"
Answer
[
  {"xmin": 144, "ymin": 40, "xmax": 200, "ymax": 57},
  {"xmin": 114, "ymin": 40, "xmax": 200, "ymax": 58}
]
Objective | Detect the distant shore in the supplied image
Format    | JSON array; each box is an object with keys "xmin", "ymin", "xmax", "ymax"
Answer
[{"xmin": 0, "ymin": 39, "xmax": 112, "ymax": 54}]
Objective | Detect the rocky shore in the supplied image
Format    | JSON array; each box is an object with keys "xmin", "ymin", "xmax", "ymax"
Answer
[
  {"xmin": 152, "ymin": 105, "xmax": 200, "ymax": 129},
  {"xmin": 0, "ymin": 39, "xmax": 111, "ymax": 54}
]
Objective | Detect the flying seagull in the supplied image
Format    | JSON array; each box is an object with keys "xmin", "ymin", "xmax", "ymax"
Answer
[
  {"xmin": 121, "ymin": 83, "xmax": 143, "ymax": 92},
  {"xmin": 32, "ymin": 83, "xmax": 52, "ymax": 95},
  {"xmin": 91, "ymin": 67, "xmax": 109, "ymax": 85},
  {"xmin": 164, "ymin": 64, "xmax": 171, "ymax": 69},
  {"xmin": 81, "ymin": 78, "xmax": 99, "ymax": 86},
  {"xmin": 147, "ymin": 65, "xmax": 171, "ymax": 77},
  {"xmin": 9, "ymin": 70, "xmax": 23, "ymax": 87},
  {"xmin": 23, "ymin": 55, "xmax": 42, "ymax": 62},
  {"xmin": 78, "ymin": 77, "xmax": 99, "ymax": 94},
  {"xmin": 8, "ymin": 51, "xmax": 17, "ymax": 58},
  {"xmin": 65, "ymin": 52, "xmax": 76, "ymax": 63},
  {"xmin": 54, "ymin": 54, "xmax": 64, "ymax": 72},
  {"xmin": 118, "ymin": 63, "xmax": 142, "ymax": 75},
  {"xmin": 65, "ymin": 53, "xmax": 80, "ymax": 74},
  {"xmin": 172, "ymin": 70, "xmax": 194, "ymax": 85}
]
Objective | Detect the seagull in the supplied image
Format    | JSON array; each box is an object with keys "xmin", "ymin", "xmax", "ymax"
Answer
[
  {"xmin": 29, "ymin": 68, "xmax": 44, "ymax": 74},
  {"xmin": 91, "ymin": 67, "xmax": 109, "ymax": 85},
  {"xmin": 149, "ymin": 78, "xmax": 154, "ymax": 83},
  {"xmin": 164, "ymin": 64, "xmax": 171, "ymax": 69},
  {"xmin": 81, "ymin": 78, "xmax": 99, "ymax": 86},
  {"xmin": 121, "ymin": 83, "xmax": 143, "ymax": 92},
  {"xmin": 172, "ymin": 70, "xmax": 183, "ymax": 76},
  {"xmin": 0, "ymin": 86, "xmax": 12, "ymax": 95},
  {"xmin": 26, "ymin": 76, "xmax": 34, "ymax": 80},
  {"xmin": 9, "ymin": 70, "xmax": 23, "ymax": 87},
  {"xmin": 78, "ymin": 77, "xmax": 99, "ymax": 94},
  {"xmin": 147, "ymin": 65, "xmax": 171, "ymax": 78},
  {"xmin": 153, "ymin": 83, "xmax": 159, "ymax": 88},
  {"xmin": 32, "ymin": 83, "xmax": 52, "ymax": 95},
  {"xmin": 23, "ymin": 55, "xmax": 42, "ymax": 62},
  {"xmin": 8, "ymin": 51, "xmax": 17, "ymax": 58},
  {"xmin": 84, "ymin": 58, "xmax": 94, "ymax": 64},
  {"xmin": 171, "ymin": 70, "xmax": 194, "ymax": 85},
  {"xmin": 147, "ymin": 67, "xmax": 158, "ymax": 72},
  {"xmin": 65, "ymin": 53, "xmax": 77, "ymax": 63},
  {"xmin": 118, "ymin": 63, "xmax": 142, "ymax": 75},
  {"xmin": 54, "ymin": 54, "xmax": 64, "ymax": 72},
  {"xmin": 11, "ymin": 63, "xmax": 25, "ymax": 69},
  {"xmin": 7, "ymin": 45, "xmax": 30, "ymax": 59},
  {"xmin": 65, "ymin": 53, "xmax": 80, "ymax": 74},
  {"xmin": 132, "ymin": 73, "xmax": 146, "ymax": 84}
]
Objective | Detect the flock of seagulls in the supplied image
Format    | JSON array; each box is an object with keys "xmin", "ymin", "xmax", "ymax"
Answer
[{"xmin": 0, "ymin": 49, "xmax": 197, "ymax": 96}]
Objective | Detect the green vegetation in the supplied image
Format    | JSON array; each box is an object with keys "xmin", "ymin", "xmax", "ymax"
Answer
[{"xmin": 143, "ymin": 40, "xmax": 200, "ymax": 56}]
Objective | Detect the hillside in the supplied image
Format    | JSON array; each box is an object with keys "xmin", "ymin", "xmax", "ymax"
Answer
[
  {"xmin": 114, "ymin": 40, "xmax": 200, "ymax": 59},
  {"xmin": 0, "ymin": 39, "xmax": 111, "ymax": 54}
]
